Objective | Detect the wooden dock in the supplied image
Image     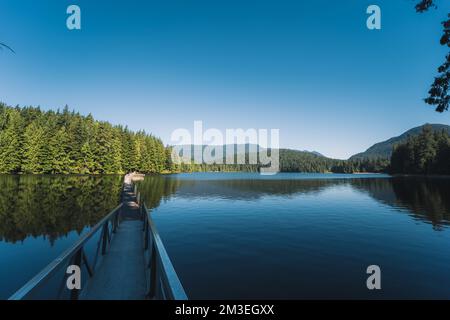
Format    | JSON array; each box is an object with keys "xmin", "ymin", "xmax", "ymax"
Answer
[
  {"xmin": 8, "ymin": 175, "xmax": 187, "ymax": 300},
  {"xmin": 81, "ymin": 184, "xmax": 146, "ymax": 299}
]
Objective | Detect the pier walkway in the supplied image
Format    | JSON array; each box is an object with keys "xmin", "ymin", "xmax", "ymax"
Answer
[
  {"xmin": 81, "ymin": 184, "xmax": 146, "ymax": 299},
  {"xmin": 8, "ymin": 174, "xmax": 187, "ymax": 300}
]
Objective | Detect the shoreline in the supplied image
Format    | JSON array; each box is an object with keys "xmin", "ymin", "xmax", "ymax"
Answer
[
  {"xmin": 391, "ymin": 173, "xmax": 450, "ymax": 179},
  {"xmin": 2, "ymin": 172, "xmax": 450, "ymax": 178}
]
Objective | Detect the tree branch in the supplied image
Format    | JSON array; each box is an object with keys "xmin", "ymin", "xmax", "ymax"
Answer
[
  {"xmin": 0, "ymin": 42, "xmax": 15, "ymax": 54},
  {"xmin": 416, "ymin": 1, "xmax": 450, "ymax": 112}
]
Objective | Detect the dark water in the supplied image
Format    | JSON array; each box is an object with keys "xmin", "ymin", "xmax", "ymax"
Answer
[
  {"xmin": 2, "ymin": 173, "xmax": 450, "ymax": 299},
  {"xmin": 138, "ymin": 173, "xmax": 450, "ymax": 299},
  {"xmin": 0, "ymin": 175, "xmax": 123, "ymax": 299}
]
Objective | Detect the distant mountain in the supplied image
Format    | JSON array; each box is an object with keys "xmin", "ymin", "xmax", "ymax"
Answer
[
  {"xmin": 349, "ymin": 124, "xmax": 450, "ymax": 160},
  {"xmin": 307, "ymin": 151, "xmax": 325, "ymax": 157},
  {"xmin": 280, "ymin": 148, "xmax": 328, "ymax": 158},
  {"xmin": 175, "ymin": 144, "xmax": 325, "ymax": 158},
  {"xmin": 174, "ymin": 143, "xmax": 262, "ymax": 156}
]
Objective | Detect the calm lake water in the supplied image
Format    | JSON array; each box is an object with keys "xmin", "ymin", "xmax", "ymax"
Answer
[
  {"xmin": 0, "ymin": 175, "xmax": 123, "ymax": 299},
  {"xmin": 1, "ymin": 173, "xmax": 450, "ymax": 299},
  {"xmin": 138, "ymin": 173, "xmax": 450, "ymax": 299}
]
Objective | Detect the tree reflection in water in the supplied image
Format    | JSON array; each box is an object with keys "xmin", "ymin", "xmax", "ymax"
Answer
[
  {"xmin": 1, "ymin": 174, "xmax": 449, "ymax": 245},
  {"xmin": 0, "ymin": 175, "xmax": 123, "ymax": 244},
  {"xmin": 138, "ymin": 174, "xmax": 450, "ymax": 229}
]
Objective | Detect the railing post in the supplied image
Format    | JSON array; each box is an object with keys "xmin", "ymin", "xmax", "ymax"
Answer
[
  {"xmin": 101, "ymin": 223, "xmax": 108, "ymax": 255},
  {"xmin": 113, "ymin": 210, "xmax": 120, "ymax": 233},
  {"xmin": 144, "ymin": 218, "xmax": 149, "ymax": 250},
  {"xmin": 141, "ymin": 200, "xmax": 146, "ymax": 221},
  {"xmin": 148, "ymin": 243, "xmax": 157, "ymax": 298}
]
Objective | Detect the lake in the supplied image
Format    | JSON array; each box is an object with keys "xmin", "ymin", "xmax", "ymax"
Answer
[
  {"xmin": 138, "ymin": 173, "xmax": 450, "ymax": 299},
  {"xmin": 1, "ymin": 173, "xmax": 450, "ymax": 299}
]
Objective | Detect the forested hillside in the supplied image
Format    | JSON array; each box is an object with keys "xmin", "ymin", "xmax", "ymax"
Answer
[
  {"xmin": 390, "ymin": 125, "xmax": 450, "ymax": 174},
  {"xmin": 350, "ymin": 124, "xmax": 450, "ymax": 160},
  {"xmin": 0, "ymin": 104, "xmax": 167, "ymax": 174},
  {"xmin": 0, "ymin": 104, "xmax": 391, "ymax": 175},
  {"xmin": 279, "ymin": 149, "xmax": 388, "ymax": 173}
]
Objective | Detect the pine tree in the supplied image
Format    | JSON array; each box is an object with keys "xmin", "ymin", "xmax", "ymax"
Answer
[
  {"xmin": 0, "ymin": 104, "xmax": 172, "ymax": 175},
  {"xmin": 434, "ymin": 130, "xmax": 450, "ymax": 174},
  {"xmin": 22, "ymin": 121, "xmax": 46, "ymax": 173},
  {"xmin": 120, "ymin": 127, "xmax": 134, "ymax": 172},
  {"xmin": 66, "ymin": 114, "xmax": 86, "ymax": 172},
  {"xmin": 110, "ymin": 131, "xmax": 124, "ymax": 174},
  {"xmin": 80, "ymin": 142, "xmax": 95, "ymax": 174},
  {"xmin": 0, "ymin": 108, "xmax": 24, "ymax": 173},
  {"xmin": 416, "ymin": 125, "xmax": 437, "ymax": 173},
  {"xmin": 47, "ymin": 127, "xmax": 72, "ymax": 174}
]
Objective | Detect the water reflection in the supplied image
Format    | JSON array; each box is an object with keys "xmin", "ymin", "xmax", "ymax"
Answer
[
  {"xmin": 138, "ymin": 174, "xmax": 450, "ymax": 229},
  {"xmin": 0, "ymin": 175, "xmax": 123, "ymax": 244},
  {"xmin": 137, "ymin": 174, "xmax": 181, "ymax": 209},
  {"xmin": 1, "ymin": 173, "xmax": 450, "ymax": 299},
  {"xmin": 352, "ymin": 177, "xmax": 450, "ymax": 229},
  {"xmin": 3, "ymin": 174, "xmax": 447, "ymax": 245}
]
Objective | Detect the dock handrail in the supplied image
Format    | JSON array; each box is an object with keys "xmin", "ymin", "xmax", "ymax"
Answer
[
  {"xmin": 9, "ymin": 181, "xmax": 187, "ymax": 300},
  {"xmin": 8, "ymin": 202, "xmax": 123, "ymax": 300},
  {"xmin": 140, "ymin": 200, "xmax": 188, "ymax": 300}
]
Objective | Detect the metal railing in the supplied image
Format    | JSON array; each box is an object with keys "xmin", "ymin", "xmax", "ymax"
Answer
[
  {"xmin": 8, "ymin": 203, "xmax": 123, "ymax": 300},
  {"xmin": 9, "ymin": 182, "xmax": 187, "ymax": 300},
  {"xmin": 140, "ymin": 200, "xmax": 188, "ymax": 300}
]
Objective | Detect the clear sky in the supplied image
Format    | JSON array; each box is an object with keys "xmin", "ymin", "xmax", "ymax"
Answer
[{"xmin": 1, "ymin": 0, "xmax": 449, "ymax": 159}]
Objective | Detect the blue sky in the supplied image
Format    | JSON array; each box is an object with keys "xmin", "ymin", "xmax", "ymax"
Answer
[{"xmin": 1, "ymin": 0, "xmax": 449, "ymax": 159}]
